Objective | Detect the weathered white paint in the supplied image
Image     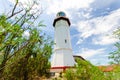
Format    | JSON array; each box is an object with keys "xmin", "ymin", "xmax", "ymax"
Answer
[{"xmin": 54, "ymin": 20, "xmax": 72, "ymax": 49}]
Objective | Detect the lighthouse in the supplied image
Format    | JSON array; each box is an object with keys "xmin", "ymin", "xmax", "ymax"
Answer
[{"xmin": 51, "ymin": 11, "xmax": 75, "ymax": 72}]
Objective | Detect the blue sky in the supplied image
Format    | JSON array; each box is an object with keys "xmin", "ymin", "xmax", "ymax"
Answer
[{"xmin": 0, "ymin": 0, "xmax": 120, "ymax": 65}]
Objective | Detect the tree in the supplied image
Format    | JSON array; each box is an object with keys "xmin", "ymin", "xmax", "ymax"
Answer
[
  {"xmin": 109, "ymin": 42, "xmax": 120, "ymax": 64},
  {"xmin": 0, "ymin": 0, "xmax": 53, "ymax": 79},
  {"xmin": 109, "ymin": 28, "xmax": 120, "ymax": 65},
  {"xmin": 2, "ymin": 35, "xmax": 53, "ymax": 79}
]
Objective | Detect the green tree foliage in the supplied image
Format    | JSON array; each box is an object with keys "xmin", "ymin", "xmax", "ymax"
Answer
[
  {"xmin": 2, "ymin": 37, "xmax": 53, "ymax": 79},
  {"xmin": 109, "ymin": 42, "xmax": 120, "ymax": 64},
  {"xmin": 114, "ymin": 28, "xmax": 120, "ymax": 39},
  {"xmin": 0, "ymin": 0, "xmax": 53, "ymax": 79},
  {"xmin": 101, "ymin": 65, "xmax": 120, "ymax": 80},
  {"xmin": 112, "ymin": 65, "xmax": 120, "ymax": 79},
  {"xmin": 109, "ymin": 28, "xmax": 120, "ymax": 65},
  {"xmin": 107, "ymin": 28, "xmax": 120, "ymax": 80},
  {"xmin": 65, "ymin": 59, "xmax": 108, "ymax": 80}
]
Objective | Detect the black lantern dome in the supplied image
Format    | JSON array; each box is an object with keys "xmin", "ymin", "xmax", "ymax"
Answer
[
  {"xmin": 53, "ymin": 11, "xmax": 70, "ymax": 27},
  {"xmin": 57, "ymin": 11, "xmax": 66, "ymax": 17}
]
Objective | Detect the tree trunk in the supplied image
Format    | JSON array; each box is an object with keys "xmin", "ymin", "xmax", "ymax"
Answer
[{"xmin": 0, "ymin": 59, "xmax": 7, "ymax": 78}]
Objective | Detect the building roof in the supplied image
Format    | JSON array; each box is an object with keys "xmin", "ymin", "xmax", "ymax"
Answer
[
  {"xmin": 98, "ymin": 64, "xmax": 120, "ymax": 72},
  {"xmin": 73, "ymin": 55, "xmax": 86, "ymax": 61}
]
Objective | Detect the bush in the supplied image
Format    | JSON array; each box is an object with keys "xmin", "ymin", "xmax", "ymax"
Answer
[{"xmin": 64, "ymin": 59, "xmax": 108, "ymax": 80}]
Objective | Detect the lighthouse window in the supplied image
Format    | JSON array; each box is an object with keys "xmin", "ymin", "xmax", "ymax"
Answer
[
  {"xmin": 59, "ymin": 12, "xmax": 65, "ymax": 16},
  {"xmin": 57, "ymin": 12, "xmax": 66, "ymax": 17},
  {"xmin": 65, "ymin": 39, "xmax": 67, "ymax": 43}
]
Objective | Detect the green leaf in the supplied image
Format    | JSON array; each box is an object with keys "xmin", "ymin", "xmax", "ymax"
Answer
[{"xmin": 38, "ymin": 21, "xmax": 46, "ymax": 27}]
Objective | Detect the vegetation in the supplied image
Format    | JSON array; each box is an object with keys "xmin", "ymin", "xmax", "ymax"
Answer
[
  {"xmin": 64, "ymin": 58, "xmax": 120, "ymax": 80},
  {"xmin": 64, "ymin": 59, "xmax": 108, "ymax": 80},
  {"xmin": 65, "ymin": 32, "xmax": 120, "ymax": 80},
  {"xmin": 0, "ymin": 0, "xmax": 120, "ymax": 80},
  {"xmin": 106, "ymin": 28, "xmax": 120, "ymax": 80},
  {"xmin": 109, "ymin": 42, "xmax": 120, "ymax": 64},
  {"xmin": 106, "ymin": 66, "xmax": 120, "ymax": 80},
  {"xmin": 0, "ymin": 0, "xmax": 53, "ymax": 79},
  {"xmin": 109, "ymin": 28, "xmax": 120, "ymax": 65}
]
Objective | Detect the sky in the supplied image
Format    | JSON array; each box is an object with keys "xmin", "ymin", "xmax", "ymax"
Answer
[{"xmin": 0, "ymin": 0, "xmax": 120, "ymax": 65}]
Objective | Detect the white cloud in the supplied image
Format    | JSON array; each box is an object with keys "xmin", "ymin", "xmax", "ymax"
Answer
[
  {"xmin": 8, "ymin": 0, "xmax": 94, "ymax": 19},
  {"xmin": 75, "ymin": 48, "xmax": 110, "ymax": 65},
  {"xmin": 9, "ymin": 0, "xmax": 41, "ymax": 9},
  {"xmin": 91, "ymin": 0, "xmax": 116, "ymax": 9},
  {"xmin": 89, "ymin": 58, "xmax": 109, "ymax": 65},
  {"xmin": 76, "ymin": 38, "xmax": 83, "ymax": 45},
  {"xmin": 77, "ymin": 8, "xmax": 93, "ymax": 19},
  {"xmin": 76, "ymin": 48, "xmax": 105, "ymax": 59},
  {"xmin": 9, "ymin": 0, "xmax": 33, "ymax": 5},
  {"xmin": 76, "ymin": 8, "xmax": 120, "ymax": 45},
  {"xmin": 43, "ymin": 0, "xmax": 94, "ymax": 16},
  {"xmin": 92, "ymin": 35, "xmax": 119, "ymax": 45},
  {"xmin": 88, "ymin": 53, "xmax": 110, "ymax": 65}
]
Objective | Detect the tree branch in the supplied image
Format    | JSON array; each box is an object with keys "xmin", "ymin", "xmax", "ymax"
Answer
[
  {"xmin": 6, "ymin": 0, "xmax": 21, "ymax": 19},
  {"xmin": 12, "ymin": 0, "xmax": 18, "ymax": 15},
  {"xmin": 12, "ymin": 2, "xmax": 35, "ymax": 26},
  {"xmin": 6, "ymin": 9, "xmax": 23, "ymax": 20},
  {"xmin": 7, "ymin": 41, "xmax": 30, "ymax": 61}
]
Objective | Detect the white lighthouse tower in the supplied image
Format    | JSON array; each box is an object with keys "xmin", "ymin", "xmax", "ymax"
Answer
[{"xmin": 51, "ymin": 11, "xmax": 75, "ymax": 72}]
